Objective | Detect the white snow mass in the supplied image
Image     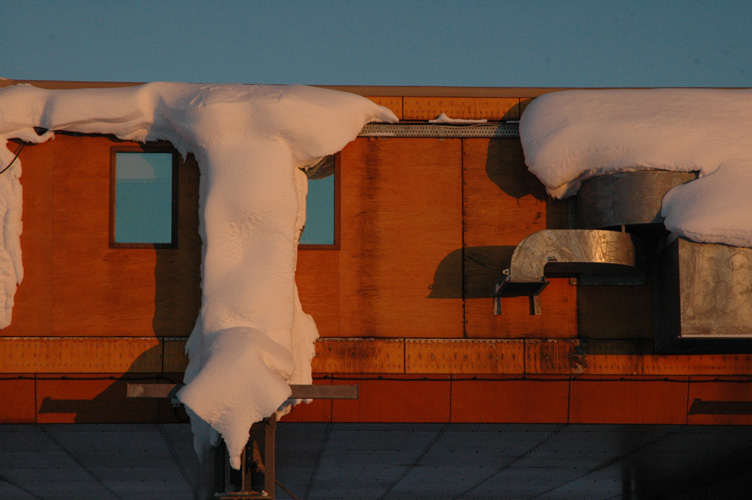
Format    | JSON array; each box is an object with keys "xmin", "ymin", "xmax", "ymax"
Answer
[
  {"xmin": 0, "ymin": 82, "xmax": 397, "ymax": 468},
  {"xmin": 519, "ymin": 88, "xmax": 752, "ymax": 247}
]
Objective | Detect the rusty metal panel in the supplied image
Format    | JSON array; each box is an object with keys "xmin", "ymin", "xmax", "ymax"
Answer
[
  {"xmin": 525, "ymin": 339, "xmax": 582, "ymax": 375},
  {"xmin": 339, "ymin": 138, "xmax": 463, "ymax": 338},
  {"xmin": 574, "ymin": 340, "xmax": 752, "ymax": 376},
  {"xmin": 574, "ymin": 341, "xmax": 649, "ymax": 375},
  {"xmin": 312, "ymin": 339, "xmax": 404, "ymax": 374},
  {"xmin": 0, "ymin": 376, "xmax": 36, "ymax": 423},
  {"xmin": 569, "ymin": 377, "xmax": 688, "ymax": 424},
  {"xmin": 450, "ymin": 378, "xmax": 569, "ymax": 423},
  {"xmin": 0, "ymin": 337, "xmax": 162, "ymax": 373},
  {"xmin": 51, "ymin": 135, "xmax": 201, "ymax": 337},
  {"xmin": 403, "ymin": 97, "xmax": 520, "ymax": 121},
  {"xmin": 332, "ymin": 377, "xmax": 451, "ymax": 423},
  {"xmin": 405, "ymin": 339, "xmax": 524, "ymax": 374},
  {"xmin": 642, "ymin": 353, "xmax": 752, "ymax": 376},
  {"xmin": 365, "ymin": 96, "xmax": 402, "ymax": 120},
  {"xmin": 297, "ymin": 250, "xmax": 339, "ymax": 337},
  {"xmin": 36, "ymin": 376, "xmax": 160, "ymax": 423},
  {"xmin": 163, "ymin": 337, "xmax": 189, "ymax": 372},
  {"xmin": 687, "ymin": 377, "xmax": 752, "ymax": 425}
]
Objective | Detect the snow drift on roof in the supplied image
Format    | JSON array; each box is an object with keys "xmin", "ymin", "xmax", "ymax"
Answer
[
  {"xmin": 519, "ymin": 88, "xmax": 752, "ymax": 247},
  {"xmin": 0, "ymin": 82, "xmax": 397, "ymax": 468}
]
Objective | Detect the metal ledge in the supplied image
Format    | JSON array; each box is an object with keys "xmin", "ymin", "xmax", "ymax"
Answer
[{"xmin": 126, "ymin": 383, "xmax": 358, "ymax": 400}]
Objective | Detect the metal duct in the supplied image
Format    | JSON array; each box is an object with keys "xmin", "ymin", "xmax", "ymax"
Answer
[
  {"xmin": 495, "ymin": 229, "xmax": 639, "ymax": 315},
  {"xmin": 577, "ymin": 171, "xmax": 697, "ymax": 230},
  {"xmin": 655, "ymin": 238, "xmax": 752, "ymax": 353}
]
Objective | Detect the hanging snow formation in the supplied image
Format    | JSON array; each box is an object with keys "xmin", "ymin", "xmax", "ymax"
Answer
[
  {"xmin": 519, "ymin": 88, "xmax": 752, "ymax": 247},
  {"xmin": 0, "ymin": 82, "xmax": 397, "ymax": 467}
]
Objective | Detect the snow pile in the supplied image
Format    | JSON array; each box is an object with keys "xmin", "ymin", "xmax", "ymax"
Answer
[
  {"xmin": 0, "ymin": 82, "xmax": 397, "ymax": 467},
  {"xmin": 428, "ymin": 112, "xmax": 487, "ymax": 124},
  {"xmin": 519, "ymin": 89, "xmax": 752, "ymax": 247},
  {"xmin": 0, "ymin": 144, "xmax": 22, "ymax": 329}
]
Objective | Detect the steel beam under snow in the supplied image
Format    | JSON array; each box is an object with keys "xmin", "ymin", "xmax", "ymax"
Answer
[{"xmin": 126, "ymin": 383, "xmax": 358, "ymax": 400}]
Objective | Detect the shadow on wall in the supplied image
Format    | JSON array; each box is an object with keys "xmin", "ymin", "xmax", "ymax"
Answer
[
  {"xmin": 36, "ymin": 153, "xmax": 202, "ymax": 424},
  {"xmin": 428, "ymin": 246, "xmax": 517, "ymax": 299},
  {"xmin": 429, "ymin": 135, "xmax": 569, "ymax": 301},
  {"xmin": 485, "ymin": 139, "xmax": 547, "ymax": 202},
  {"xmin": 37, "ymin": 347, "xmax": 188, "ymax": 424},
  {"xmin": 153, "ymin": 153, "xmax": 202, "ymax": 337}
]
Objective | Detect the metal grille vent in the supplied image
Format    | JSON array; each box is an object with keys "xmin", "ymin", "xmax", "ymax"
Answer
[{"xmin": 359, "ymin": 122, "xmax": 520, "ymax": 138}]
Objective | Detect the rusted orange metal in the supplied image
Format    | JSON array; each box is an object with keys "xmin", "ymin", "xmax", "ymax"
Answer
[
  {"xmin": 687, "ymin": 377, "xmax": 752, "ymax": 425},
  {"xmin": 332, "ymin": 376, "xmax": 451, "ymax": 423},
  {"xmin": 365, "ymin": 96, "xmax": 403, "ymax": 119},
  {"xmin": 402, "ymin": 96, "xmax": 521, "ymax": 121},
  {"xmin": 405, "ymin": 339, "xmax": 524, "ymax": 374},
  {"xmin": 0, "ymin": 376, "xmax": 36, "ymax": 423},
  {"xmin": 0, "ymin": 337, "xmax": 162, "ymax": 374},
  {"xmin": 312, "ymin": 339, "xmax": 405, "ymax": 374},
  {"xmin": 569, "ymin": 376, "xmax": 688, "ymax": 424},
  {"xmin": 36, "ymin": 375, "xmax": 161, "ymax": 423},
  {"xmin": 525, "ymin": 339, "xmax": 583, "ymax": 375},
  {"xmin": 451, "ymin": 377, "xmax": 569, "ymax": 423}
]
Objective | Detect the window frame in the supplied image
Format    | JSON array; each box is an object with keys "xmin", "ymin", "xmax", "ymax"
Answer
[
  {"xmin": 299, "ymin": 153, "xmax": 340, "ymax": 250},
  {"xmin": 109, "ymin": 145, "xmax": 179, "ymax": 249}
]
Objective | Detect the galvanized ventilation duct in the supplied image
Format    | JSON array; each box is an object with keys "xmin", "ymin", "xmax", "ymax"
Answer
[{"xmin": 495, "ymin": 229, "xmax": 639, "ymax": 315}]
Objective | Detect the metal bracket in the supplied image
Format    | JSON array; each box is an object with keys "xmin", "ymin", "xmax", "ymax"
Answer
[
  {"xmin": 127, "ymin": 383, "xmax": 358, "ymax": 405},
  {"xmin": 127, "ymin": 382, "xmax": 358, "ymax": 499},
  {"xmin": 494, "ymin": 278, "xmax": 548, "ymax": 316}
]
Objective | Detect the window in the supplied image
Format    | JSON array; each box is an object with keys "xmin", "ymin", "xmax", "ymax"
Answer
[
  {"xmin": 111, "ymin": 148, "xmax": 177, "ymax": 247},
  {"xmin": 300, "ymin": 155, "xmax": 338, "ymax": 247}
]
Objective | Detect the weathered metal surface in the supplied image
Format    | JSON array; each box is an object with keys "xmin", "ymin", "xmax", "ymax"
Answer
[
  {"xmin": 404, "ymin": 339, "xmax": 524, "ymax": 374},
  {"xmin": 0, "ymin": 376, "xmax": 36, "ymax": 423},
  {"xmin": 312, "ymin": 339, "xmax": 405, "ymax": 373},
  {"xmin": 577, "ymin": 170, "xmax": 697, "ymax": 229},
  {"xmin": 502, "ymin": 230, "xmax": 637, "ymax": 284},
  {"xmin": 525, "ymin": 339, "xmax": 583, "ymax": 375},
  {"xmin": 364, "ymin": 96, "xmax": 403, "ymax": 119},
  {"xmin": 450, "ymin": 378, "xmax": 570, "ymax": 423},
  {"xmin": 359, "ymin": 122, "xmax": 520, "ymax": 138},
  {"xmin": 497, "ymin": 230, "xmax": 639, "ymax": 315},
  {"xmin": 332, "ymin": 377, "xmax": 451, "ymax": 423},
  {"xmin": 569, "ymin": 377, "xmax": 689, "ymax": 424},
  {"xmin": 656, "ymin": 238, "xmax": 752, "ymax": 352},
  {"xmin": 0, "ymin": 337, "xmax": 162, "ymax": 373},
  {"xmin": 402, "ymin": 96, "xmax": 521, "ymax": 121}
]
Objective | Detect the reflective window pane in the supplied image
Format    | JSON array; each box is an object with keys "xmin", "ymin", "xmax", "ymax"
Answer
[
  {"xmin": 114, "ymin": 152, "xmax": 174, "ymax": 244},
  {"xmin": 301, "ymin": 173, "xmax": 335, "ymax": 245}
]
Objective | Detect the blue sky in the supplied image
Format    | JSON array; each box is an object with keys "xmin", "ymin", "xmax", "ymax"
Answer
[{"xmin": 1, "ymin": 0, "xmax": 750, "ymax": 87}]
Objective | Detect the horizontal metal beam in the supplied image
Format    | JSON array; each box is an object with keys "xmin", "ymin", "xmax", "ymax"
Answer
[
  {"xmin": 289, "ymin": 384, "xmax": 358, "ymax": 399},
  {"xmin": 126, "ymin": 383, "xmax": 358, "ymax": 400},
  {"xmin": 359, "ymin": 122, "xmax": 519, "ymax": 138}
]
